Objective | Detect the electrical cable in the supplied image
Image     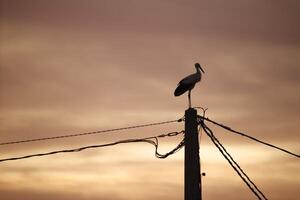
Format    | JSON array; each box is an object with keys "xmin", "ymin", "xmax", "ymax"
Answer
[
  {"xmin": 0, "ymin": 118, "xmax": 183, "ymax": 146},
  {"xmin": 200, "ymin": 121, "xmax": 267, "ymax": 200},
  {"xmin": 0, "ymin": 130, "xmax": 184, "ymax": 163},
  {"xmin": 198, "ymin": 115, "xmax": 300, "ymax": 159}
]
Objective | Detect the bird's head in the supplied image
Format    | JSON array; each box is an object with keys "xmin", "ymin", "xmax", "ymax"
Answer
[{"xmin": 195, "ymin": 63, "xmax": 205, "ymax": 74}]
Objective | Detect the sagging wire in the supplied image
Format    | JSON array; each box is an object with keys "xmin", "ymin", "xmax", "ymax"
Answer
[{"xmin": 0, "ymin": 130, "xmax": 185, "ymax": 163}]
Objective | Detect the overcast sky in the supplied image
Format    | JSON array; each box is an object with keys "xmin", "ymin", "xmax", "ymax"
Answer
[{"xmin": 0, "ymin": 0, "xmax": 300, "ymax": 199}]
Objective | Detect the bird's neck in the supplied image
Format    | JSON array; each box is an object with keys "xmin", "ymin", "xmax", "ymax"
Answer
[{"xmin": 196, "ymin": 67, "xmax": 200, "ymax": 73}]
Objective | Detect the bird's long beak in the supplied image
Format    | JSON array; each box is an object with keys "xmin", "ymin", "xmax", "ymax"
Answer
[{"xmin": 200, "ymin": 66, "xmax": 205, "ymax": 73}]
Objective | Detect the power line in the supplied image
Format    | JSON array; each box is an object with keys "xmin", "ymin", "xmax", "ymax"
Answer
[
  {"xmin": 0, "ymin": 130, "xmax": 184, "ymax": 163},
  {"xmin": 0, "ymin": 118, "xmax": 183, "ymax": 146},
  {"xmin": 200, "ymin": 121, "xmax": 268, "ymax": 200},
  {"xmin": 198, "ymin": 115, "xmax": 300, "ymax": 159}
]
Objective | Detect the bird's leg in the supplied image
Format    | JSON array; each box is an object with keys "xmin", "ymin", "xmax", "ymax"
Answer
[{"xmin": 188, "ymin": 90, "xmax": 191, "ymax": 108}]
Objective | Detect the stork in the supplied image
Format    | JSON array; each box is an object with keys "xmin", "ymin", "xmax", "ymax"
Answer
[{"xmin": 174, "ymin": 63, "xmax": 205, "ymax": 108}]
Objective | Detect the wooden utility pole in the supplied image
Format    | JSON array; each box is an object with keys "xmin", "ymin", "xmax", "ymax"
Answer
[{"xmin": 185, "ymin": 108, "xmax": 201, "ymax": 200}]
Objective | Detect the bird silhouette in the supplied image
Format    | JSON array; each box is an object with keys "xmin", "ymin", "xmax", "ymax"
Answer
[{"xmin": 174, "ymin": 63, "xmax": 205, "ymax": 108}]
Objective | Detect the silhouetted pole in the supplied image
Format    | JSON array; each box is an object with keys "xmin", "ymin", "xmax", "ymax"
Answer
[{"xmin": 185, "ymin": 108, "xmax": 201, "ymax": 200}]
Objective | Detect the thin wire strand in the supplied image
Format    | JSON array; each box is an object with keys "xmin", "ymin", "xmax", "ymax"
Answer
[
  {"xmin": 198, "ymin": 116, "xmax": 300, "ymax": 159},
  {"xmin": 0, "ymin": 130, "xmax": 184, "ymax": 163},
  {"xmin": 201, "ymin": 122, "xmax": 268, "ymax": 200},
  {"xmin": 0, "ymin": 118, "xmax": 183, "ymax": 146}
]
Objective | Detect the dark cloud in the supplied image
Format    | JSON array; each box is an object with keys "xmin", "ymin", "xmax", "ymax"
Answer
[{"xmin": 1, "ymin": 0, "xmax": 300, "ymax": 44}]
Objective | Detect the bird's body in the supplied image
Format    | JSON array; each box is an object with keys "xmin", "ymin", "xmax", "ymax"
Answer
[
  {"xmin": 174, "ymin": 72, "xmax": 201, "ymax": 96},
  {"xmin": 174, "ymin": 63, "xmax": 204, "ymax": 107}
]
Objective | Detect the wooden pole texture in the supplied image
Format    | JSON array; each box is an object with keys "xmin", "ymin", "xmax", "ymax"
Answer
[{"xmin": 185, "ymin": 108, "xmax": 201, "ymax": 200}]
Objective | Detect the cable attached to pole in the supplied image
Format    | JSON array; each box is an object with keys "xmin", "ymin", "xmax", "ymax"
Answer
[
  {"xmin": 0, "ymin": 118, "xmax": 184, "ymax": 146},
  {"xmin": 0, "ymin": 130, "xmax": 184, "ymax": 163},
  {"xmin": 200, "ymin": 121, "xmax": 268, "ymax": 200},
  {"xmin": 198, "ymin": 115, "xmax": 300, "ymax": 159}
]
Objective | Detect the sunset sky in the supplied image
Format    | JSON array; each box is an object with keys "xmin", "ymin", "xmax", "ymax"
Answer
[{"xmin": 0, "ymin": 0, "xmax": 300, "ymax": 199}]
